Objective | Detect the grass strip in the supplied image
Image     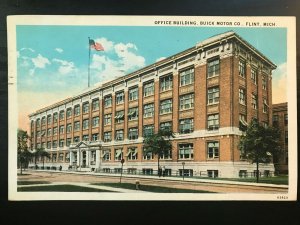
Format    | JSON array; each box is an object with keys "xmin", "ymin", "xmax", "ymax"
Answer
[
  {"xmin": 18, "ymin": 181, "xmax": 51, "ymax": 185},
  {"xmin": 17, "ymin": 184, "xmax": 115, "ymax": 192},
  {"xmin": 92, "ymin": 183, "xmax": 214, "ymax": 193}
]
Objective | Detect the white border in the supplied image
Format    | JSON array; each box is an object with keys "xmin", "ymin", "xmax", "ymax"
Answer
[{"xmin": 7, "ymin": 15, "xmax": 297, "ymax": 201}]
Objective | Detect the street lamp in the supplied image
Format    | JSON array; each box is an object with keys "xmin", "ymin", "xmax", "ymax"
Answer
[{"xmin": 182, "ymin": 162, "xmax": 185, "ymax": 180}]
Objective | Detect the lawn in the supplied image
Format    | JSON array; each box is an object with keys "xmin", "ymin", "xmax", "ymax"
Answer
[
  {"xmin": 17, "ymin": 184, "xmax": 115, "ymax": 192},
  {"xmin": 18, "ymin": 181, "xmax": 51, "ymax": 185},
  {"xmin": 92, "ymin": 183, "xmax": 214, "ymax": 193},
  {"xmin": 196, "ymin": 176, "xmax": 288, "ymax": 185}
]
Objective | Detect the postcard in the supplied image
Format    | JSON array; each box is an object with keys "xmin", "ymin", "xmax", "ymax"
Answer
[{"xmin": 7, "ymin": 15, "xmax": 297, "ymax": 200}]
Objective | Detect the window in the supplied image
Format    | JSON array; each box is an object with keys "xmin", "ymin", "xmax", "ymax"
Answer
[
  {"xmin": 52, "ymin": 153, "xmax": 57, "ymax": 162},
  {"xmin": 115, "ymin": 130, "xmax": 124, "ymax": 141},
  {"xmin": 104, "ymin": 95, "xmax": 112, "ymax": 107},
  {"xmin": 74, "ymin": 105, "xmax": 80, "ymax": 116},
  {"xmin": 92, "ymin": 116, "xmax": 99, "ymax": 127},
  {"xmin": 179, "ymin": 118, "xmax": 194, "ymax": 134},
  {"xmin": 160, "ymin": 99, "xmax": 172, "ymax": 114},
  {"xmin": 53, "ymin": 127, "xmax": 58, "ymax": 135},
  {"xmin": 251, "ymin": 68, "xmax": 257, "ymax": 84},
  {"xmin": 262, "ymin": 121, "xmax": 268, "ymax": 128},
  {"xmin": 53, "ymin": 113, "xmax": 58, "ymax": 123},
  {"xmin": 83, "ymin": 119, "xmax": 89, "ymax": 130},
  {"xmin": 66, "ymin": 108, "xmax": 72, "ymax": 118},
  {"xmin": 83, "ymin": 102, "xmax": 89, "ymax": 114},
  {"xmin": 74, "ymin": 121, "xmax": 80, "ymax": 131},
  {"xmin": 73, "ymin": 136, "xmax": 80, "ymax": 143},
  {"xmin": 104, "ymin": 114, "xmax": 112, "ymax": 125},
  {"xmin": 180, "ymin": 93, "xmax": 194, "ymax": 110},
  {"xmin": 52, "ymin": 140, "xmax": 58, "ymax": 148},
  {"xmin": 47, "ymin": 141, "xmax": 51, "ymax": 149},
  {"xmin": 36, "ymin": 131, "xmax": 41, "ymax": 137},
  {"xmin": 41, "ymin": 142, "xmax": 46, "ymax": 149},
  {"xmin": 127, "ymin": 147, "xmax": 138, "ymax": 160},
  {"xmin": 65, "ymin": 153, "xmax": 70, "ymax": 163},
  {"xmin": 207, "ymin": 170, "xmax": 219, "ymax": 178},
  {"xmin": 92, "ymin": 133, "xmax": 99, "ymax": 141},
  {"xmin": 59, "ymin": 111, "xmax": 64, "ymax": 120},
  {"xmin": 207, "ymin": 141, "xmax": 219, "ymax": 159},
  {"xmin": 103, "ymin": 149, "xmax": 111, "ymax": 161},
  {"xmin": 115, "ymin": 110, "xmax": 124, "ymax": 123},
  {"xmin": 36, "ymin": 119, "xmax": 41, "ymax": 128},
  {"xmin": 114, "ymin": 149, "xmax": 123, "ymax": 161},
  {"xmin": 263, "ymin": 99, "xmax": 268, "ymax": 113},
  {"xmin": 128, "ymin": 107, "xmax": 138, "ymax": 121},
  {"xmin": 239, "ymin": 88, "xmax": 246, "ymax": 105},
  {"xmin": 142, "ymin": 168, "xmax": 153, "ymax": 175},
  {"xmin": 207, "ymin": 87, "xmax": 219, "ymax": 104},
  {"xmin": 273, "ymin": 115, "xmax": 279, "ymax": 127},
  {"xmin": 143, "ymin": 124, "xmax": 154, "ymax": 137},
  {"xmin": 160, "ymin": 121, "xmax": 172, "ymax": 132},
  {"xmin": 239, "ymin": 60, "xmax": 246, "ymax": 78},
  {"xmin": 239, "ymin": 114, "xmax": 248, "ymax": 128},
  {"xmin": 160, "ymin": 150, "xmax": 172, "ymax": 159},
  {"xmin": 66, "ymin": 124, "xmax": 72, "ymax": 133},
  {"xmin": 128, "ymin": 127, "xmax": 138, "ymax": 140},
  {"xmin": 82, "ymin": 135, "xmax": 89, "ymax": 141},
  {"xmin": 143, "ymin": 148, "xmax": 153, "ymax": 160},
  {"xmin": 47, "ymin": 128, "xmax": 51, "ymax": 136},
  {"xmin": 284, "ymin": 114, "xmax": 288, "ymax": 125},
  {"xmin": 59, "ymin": 139, "xmax": 64, "ymax": 147},
  {"xmin": 180, "ymin": 68, "xmax": 194, "ymax": 86},
  {"xmin": 41, "ymin": 117, "xmax": 46, "ymax": 125},
  {"xmin": 143, "ymin": 82, "xmax": 154, "ymax": 97},
  {"xmin": 59, "ymin": 125, "xmax": 64, "ymax": 134},
  {"xmin": 58, "ymin": 153, "xmax": 64, "ymax": 162},
  {"xmin": 207, "ymin": 58, "xmax": 220, "ymax": 78},
  {"xmin": 179, "ymin": 169, "xmax": 193, "ymax": 177},
  {"xmin": 207, "ymin": 114, "xmax": 219, "ymax": 130},
  {"xmin": 262, "ymin": 76, "xmax": 267, "ymax": 90},
  {"xmin": 178, "ymin": 143, "xmax": 194, "ymax": 159},
  {"xmin": 116, "ymin": 91, "xmax": 125, "ymax": 104},
  {"xmin": 66, "ymin": 138, "xmax": 71, "ymax": 147},
  {"xmin": 160, "ymin": 75, "xmax": 173, "ymax": 92},
  {"xmin": 47, "ymin": 115, "xmax": 52, "ymax": 124},
  {"xmin": 104, "ymin": 132, "xmax": 112, "ymax": 142},
  {"xmin": 144, "ymin": 103, "xmax": 154, "ymax": 118},
  {"xmin": 251, "ymin": 94, "xmax": 257, "ymax": 109},
  {"xmin": 92, "ymin": 99, "xmax": 99, "ymax": 111},
  {"xmin": 129, "ymin": 86, "xmax": 138, "ymax": 101},
  {"xmin": 90, "ymin": 151, "xmax": 96, "ymax": 164}
]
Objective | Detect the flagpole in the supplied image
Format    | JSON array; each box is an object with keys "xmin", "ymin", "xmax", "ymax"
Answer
[{"xmin": 88, "ymin": 37, "xmax": 91, "ymax": 88}]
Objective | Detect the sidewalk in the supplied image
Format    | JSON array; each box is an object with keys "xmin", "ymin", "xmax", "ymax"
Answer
[{"xmin": 32, "ymin": 169, "xmax": 288, "ymax": 189}]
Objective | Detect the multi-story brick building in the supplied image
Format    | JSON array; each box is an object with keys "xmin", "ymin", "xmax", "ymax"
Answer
[
  {"xmin": 28, "ymin": 31, "xmax": 277, "ymax": 178},
  {"xmin": 272, "ymin": 102, "xmax": 288, "ymax": 174}
]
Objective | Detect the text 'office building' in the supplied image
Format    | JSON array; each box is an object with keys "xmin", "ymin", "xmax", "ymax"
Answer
[{"xmin": 29, "ymin": 31, "xmax": 277, "ymax": 178}]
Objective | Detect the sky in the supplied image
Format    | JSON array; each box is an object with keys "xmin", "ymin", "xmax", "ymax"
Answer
[{"xmin": 16, "ymin": 26, "xmax": 287, "ymax": 131}]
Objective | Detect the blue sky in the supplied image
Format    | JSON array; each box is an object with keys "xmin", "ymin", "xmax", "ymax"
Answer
[{"xmin": 16, "ymin": 26, "xmax": 287, "ymax": 130}]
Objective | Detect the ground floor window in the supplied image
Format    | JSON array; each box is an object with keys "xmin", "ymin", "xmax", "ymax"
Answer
[
  {"xmin": 239, "ymin": 170, "xmax": 247, "ymax": 178},
  {"xmin": 114, "ymin": 168, "xmax": 122, "ymax": 173},
  {"xmin": 103, "ymin": 168, "xmax": 111, "ymax": 173},
  {"xmin": 163, "ymin": 168, "xmax": 172, "ymax": 176},
  {"xmin": 142, "ymin": 168, "xmax": 153, "ymax": 175},
  {"xmin": 65, "ymin": 153, "xmax": 70, "ymax": 163},
  {"xmin": 127, "ymin": 168, "xmax": 137, "ymax": 174},
  {"xmin": 207, "ymin": 170, "xmax": 218, "ymax": 178},
  {"xmin": 179, "ymin": 169, "xmax": 193, "ymax": 177},
  {"xmin": 58, "ymin": 153, "xmax": 64, "ymax": 162}
]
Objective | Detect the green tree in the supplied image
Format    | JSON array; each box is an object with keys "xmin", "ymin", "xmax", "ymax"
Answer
[
  {"xmin": 143, "ymin": 129, "xmax": 174, "ymax": 177},
  {"xmin": 239, "ymin": 118, "xmax": 281, "ymax": 183},
  {"xmin": 17, "ymin": 129, "xmax": 33, "ymax": 175},
  {"xmin": 34, "ymin": 148, "xmax": 50, "ymax": 169}
]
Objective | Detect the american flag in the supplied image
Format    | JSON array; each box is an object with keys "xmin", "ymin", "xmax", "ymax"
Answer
[{"xmin": 89, "ymin": 39, "xmax": 104, "ymax": 51}]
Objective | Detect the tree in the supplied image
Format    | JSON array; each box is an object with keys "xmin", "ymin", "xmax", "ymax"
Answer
[
  {"xmin": 143, "ymin": 129, "xmax": 174, "ymax": 177},
  {"xmin": 17, "ymin": 129, "xmax": 33, "ymax": 175},
  {"xmin": 34, "ymin": 148, "xmax": 50, "ymax": 169},
  {"xmin": 239, "ymin": 118, "xmax": 281, "ymax": 183}
]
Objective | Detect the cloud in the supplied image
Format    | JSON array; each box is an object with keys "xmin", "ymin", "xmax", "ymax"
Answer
[
  {"xmin": 55, "ymin": 48, "xmax": 63, "ymax": 53},
  {"xmin": 17, "ymin": 51, "xmax": 20, "ymax": 58},
  {"xmin": 156, "ymin": 57, "xmax": 166, "ymax": 62},
  {"xmin": 90, "ymin": 39, "xmax": 145, "ymax": 82},
  {"xmin": 272, "ymin": 62, "xmax": 287, "ymax": 104},
  {"xmin": 53, "ymin": 58, "xmax": 78, "ymax": 75},
  {"xmin": 31, "ymin": 54, "xmax": 51, "ymax": 69},
  {"xmin": 20, "ymin": 47, "xmax": 35, "ymax": 52},
  {"xmin": 94, "ymin": 37, "xmax": 114, "ymax": 51}
]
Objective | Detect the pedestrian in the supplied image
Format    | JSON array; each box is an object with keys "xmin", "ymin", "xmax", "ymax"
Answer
[
  {"xmin": 59, "ymin": 165, "xmax": 62, "ymax": 171},
  {"xmin": 158, "ymin": 166, "xmax": 162, "ymax": 177},
  {"xmin": 162, "ymin": 166, "xmax": 165, "ymax": 177}
]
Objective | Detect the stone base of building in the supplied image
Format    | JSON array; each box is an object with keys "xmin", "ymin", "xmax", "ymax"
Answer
[{"xmin": 30, "ymin": 161, "xmax": 275, "ymax": 179}]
